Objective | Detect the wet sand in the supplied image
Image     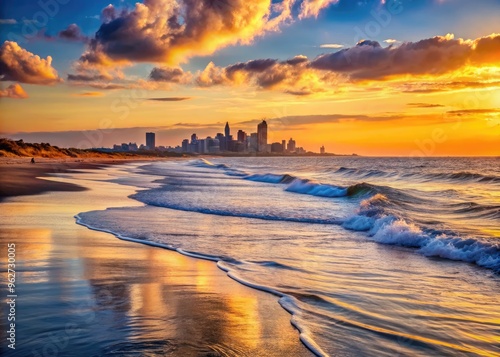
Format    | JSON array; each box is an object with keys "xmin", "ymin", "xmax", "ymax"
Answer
[
  {"xmin": 0, "ymin": 163, "xmax": 311, "ymax": 356},
  {"xmin": 0, "ymin": 157, "xmax": 164, "ymax": 200}
]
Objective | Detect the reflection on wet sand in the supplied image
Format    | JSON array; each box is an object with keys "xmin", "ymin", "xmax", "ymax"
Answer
[{"xmin": 0, "ymin": 165, "xmax": 311, "ymax": 357}]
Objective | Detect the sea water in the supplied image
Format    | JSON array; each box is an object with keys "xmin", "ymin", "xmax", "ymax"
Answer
[{"xmin": 76, "ymin": 157, "xmax": 500, "ymax": 356}]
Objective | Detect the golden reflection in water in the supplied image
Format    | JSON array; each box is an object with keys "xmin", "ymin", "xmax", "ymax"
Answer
[
  {"xmin": 0, "ymin": 227, "xmax": 53, "ymax": 284},
  {"xmin": 121, "ymin": 245, "xmax": 263, "ymax": 350}
]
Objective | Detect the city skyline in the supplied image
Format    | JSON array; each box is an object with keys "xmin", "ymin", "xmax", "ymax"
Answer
[
  {"xmin": 0, "ymin": 0, "xmax": 499, "ymax": 155},
  {"xmin": 178, "ymin": 120, "xmax": 309, "ymax": 154},
  {"xmin": 108, "ymin": 120, "xmax": 314, "ymax": 154}
]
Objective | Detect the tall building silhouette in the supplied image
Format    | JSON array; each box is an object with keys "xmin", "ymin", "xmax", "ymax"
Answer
[
  {"xmin": 225, "ymin": 122, "xmax": 230, "ymax": 138},
  {"xmin": 237, "ymin": 130, "xmax": 247, "ymax": 143},
  {"xmin": 287, "ymin": 138, "xmax": 296, "ymax": 153},
  {"xmin": 257, "ymin": 120, "xmax": 267, "ymax": 152},
  {"xmin": 146, "ymin": 132, "xmax": 155, "ymax": 150}
]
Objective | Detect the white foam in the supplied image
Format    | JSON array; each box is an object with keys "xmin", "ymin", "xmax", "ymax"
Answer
[{"xmin": 342, "ymin": 215, "xmax": 375, "ymax": 231}]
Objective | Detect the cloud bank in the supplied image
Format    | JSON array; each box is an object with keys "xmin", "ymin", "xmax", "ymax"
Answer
[
  {"xmin": 310, "ymin": 34, "xmax": 500, "ymax": 80},
  {"xmin": 151, "ymin": 33, "xmax": 500, "ymax": 95}
]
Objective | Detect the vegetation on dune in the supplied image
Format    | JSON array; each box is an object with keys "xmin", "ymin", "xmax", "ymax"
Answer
[{"xmin": 0, "ymin": 139, "xmax": 182, "ymax": 158}]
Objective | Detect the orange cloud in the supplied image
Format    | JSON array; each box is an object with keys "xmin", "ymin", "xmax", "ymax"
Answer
[
  {"xmin": 0, "ymin": 83, "xmax": 28, "ymax": 99},
  {"xmin": 0, "ymin": 41, "xmax": 61, "ymax": 85}
]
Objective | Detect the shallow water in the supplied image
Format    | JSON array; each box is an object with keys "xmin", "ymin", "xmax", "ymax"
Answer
[
  {"xmin": 0, "ymin": 166, "xmax": 309, "ymax": 357},
  {"xmin": 77, "ymin": 157, "xmax": 500, "ymax": 356}
]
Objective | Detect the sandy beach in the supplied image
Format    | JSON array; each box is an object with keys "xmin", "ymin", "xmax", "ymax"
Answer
[
  {"xmin": 0, "ymin": 157, "xmax": 164, "ymax": 200},
  {"xmin": 0, "ymin": 160, "xmax": 311, "ymax": 356}
]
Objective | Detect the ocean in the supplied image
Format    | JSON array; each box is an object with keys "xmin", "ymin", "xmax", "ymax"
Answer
[{"xmin": 76, "ymin": 157, "xmax": 500, "ymax": 357}]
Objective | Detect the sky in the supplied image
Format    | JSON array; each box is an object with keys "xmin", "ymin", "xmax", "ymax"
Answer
[{"xmin": 0, "ymin": 0, "xmax": 499, "ymax": 156}]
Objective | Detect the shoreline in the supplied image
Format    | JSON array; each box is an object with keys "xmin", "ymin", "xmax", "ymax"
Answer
[
  {"xmin": 0, "ymin": 161, "xmax": 312, "ymax": 356},
  {"xmin": 0, "ymin": 157, "xmax": 168, "ymax": 200}
]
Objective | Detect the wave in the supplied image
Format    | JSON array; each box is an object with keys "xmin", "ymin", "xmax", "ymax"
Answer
[
  {"xmin": 430, "ymin": 171, "xmax": 500, "ymax": 184},
  {"xmin": 335, "ymin": 166, "xmax": 500, "ymax": 184},
  {"xmin": 285, "ymin": 179, "xmax": 347, "ymax": 197},
  {"xmin": 284, "ymin": 180, "xmax": 377, "ymax": 199},
  {"xmin": 190, "ymin": 158, "xmax": 230, "ymax": 169},
  {"xmin": 335, "ymin": 166, "xmax": 396, "ymax": 179},
  {"xmin": 131, "ymin": 190, "xmax": 342, "ymax": 225},
  {"xmin": 449, "ymin": 202, "xmax": 500, "ymax": 220},
  {"xmin": 245, "ymin": 173, "xmax": 378, "ymax": 199},
  {"xmin": 141, "ymin": 160, "xmax": 500, "ymax": 273},
  {"xmin": 187, "ymin": 161, "xmax": 386, "ymax": 200},
  {"xmin": 342, "ymin": 195, "xmax": 500, "ymax": 273},
  {"xmin": 190, "ymin": 158, "xmax": 248, "ymax": 177},
  {"xmin": 245, "ymin": 173, "xmax": 296, "ymax": 184}
]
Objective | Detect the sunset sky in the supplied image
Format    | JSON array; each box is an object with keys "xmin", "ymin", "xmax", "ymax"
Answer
[{"xmin": 1, "ymin": 0, "xmax": 499, "ymax": 155}]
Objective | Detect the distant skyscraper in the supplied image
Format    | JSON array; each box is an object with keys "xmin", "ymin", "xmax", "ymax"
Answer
[
  {"xmin": 225, "ymin": 122, "xmax": 230, "ymax": 138},
  {"xmin": 282, "ymin": 140, "xmax": 287, "ymax": 152},
  {"xmin": 216, "ymin": 132, "xmax": 226, "ymax": 151},
  {"xmin": 191, "ymin": 133, "xmax": 198, "ymax": 144},
  {"xmin": 249, "ymin": 133, "xmax": 258, "ymax": 152},
  {"xmin": 237, "ymin": 130, "xmax": 247, "ymax": 143},
  {"xmin": 182, "ymin": 139, "xmax": 189, "ymax": 152},
  {"xmin": 287, "ymin": 138, "xmax": 296, "ymax": 153},
  {"xmin": 320, "ymin": 146, "xmax": 325, "ymax": 154},
  {"xmin": 146, "ymin": 132, "xmax": 155, "ymax": 149},
  {"xmin": 257, "ymin": 120, "xmax": 267, "ymax": 152}
]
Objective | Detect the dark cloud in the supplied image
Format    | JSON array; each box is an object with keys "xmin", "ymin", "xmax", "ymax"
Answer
[
  {"xmin": 310, "ymin": 34, "xmax": 500, "ymax": 80},
  {"xmin": 147, "ymin": 97, "xmax": 191, "ymax": 101},
  {"xmin": 149, "ymin": 67, "xmax": 188, "ymax": 83},
  {"xmin": 58, "ymin": 24, "xmax": 89, "ymax": 43},
  {"xmin": 401, "ymin": 88, "xmax": 442, "ymax": 94},
  {"xmin": 407, "ymin": 103, "xmax": 444, "ymax": 108},
  {"xmin": 226, "ymin": 59, "xmax": 278, "ymax": 76},
  {"xmin": 285, "ymin": 89, "xmax": 313, "ymax": 96},
  {"xmin": 86, "ymin": 83, "xmax": 127, "ymax": 90},
  {"xmin": 447, "ymin": 108, "xmax": 500, "ymax": 116},
  {"xmin": 67, "ymin": 73, "xmax": 110, "ymax": 82},
  {"xmin": 285, "ymin": 55, "xmax": 309, "ymax": 66}
]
